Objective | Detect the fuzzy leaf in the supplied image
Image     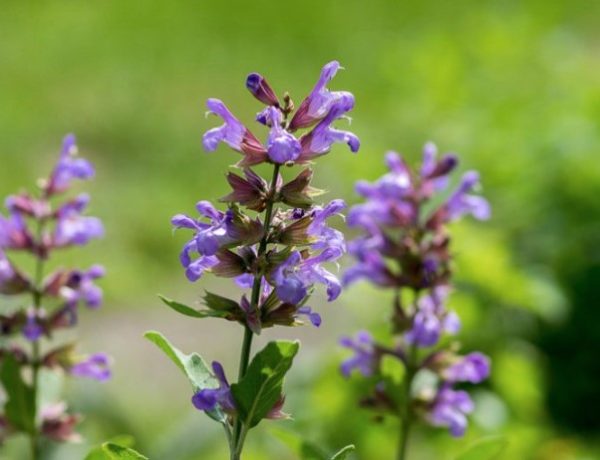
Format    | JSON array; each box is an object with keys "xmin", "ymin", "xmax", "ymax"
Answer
[
  {"xmin": 0, "ymin": 355, "xmax": 35, "ymax": 434},
  {"xmin": 455, "ymin": 436, "xmax": 508, "ymax": 460},
  {"xmin": 231, "ymin": 340, "xmax": 299, "ymax": 428},
  {"xmin": 144, "ymin": 331, "xmax": 226, "ymax": 422},
  {"xmin": 159, "ymin": 295, "xmax": 213, "ymax": 318},
  {"xmin": 144, "ymin": 331, "xmax": 216, "ymax": 391}
]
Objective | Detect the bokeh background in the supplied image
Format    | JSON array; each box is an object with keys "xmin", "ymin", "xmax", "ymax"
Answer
[{"xmin": 1, "ymin": 1, "xmax": 599, "ymax": 459}]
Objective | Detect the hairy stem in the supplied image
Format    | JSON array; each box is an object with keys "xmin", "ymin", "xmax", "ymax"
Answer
[
  {"xmin": 231, "ymin": 163, "xmax": 281, "ymax": 460},
  {"xmin": 397, "ymin": 343, "xmax": 417, "ymax": 460},
  {"xmin": 30, "ymin": 220, "xmax": 46, "ymax": 460}
]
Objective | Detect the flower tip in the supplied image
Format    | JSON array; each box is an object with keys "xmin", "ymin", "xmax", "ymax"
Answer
[
  {"xmin": 423, "ymin": 141, "xmax": 438, "ymax": 156},
  {"xmin": 462, "ymin": 170, "xmax": 480, "ymax": 188},
  {"xmin": 245, "ymin": 73, "xmax": 262, "ymax": 90},
  {"xmin": 62, "ymin": 133, "xmax": 77, "ymax": 156},
  {"xmin": 322, "ymin": 60, "xmax": 341, "ymax": 77}
]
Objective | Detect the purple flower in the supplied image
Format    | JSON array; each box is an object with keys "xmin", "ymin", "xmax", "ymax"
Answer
[
  {"xmin": 445, "ymin": 171, "xmax": 491, "ymax": 221},
  {"xmin": 272, "ymin": 249, "xmax": 342, "ymax": 305},
  {"xmin": 339, "ymin": 331, "xmax": 376, "ymax": 377},
  {"xmin": 0, "ymin": 211, "xmax": 33, "ymax": 250},
  {"xmin": 69, "ymin": 353, "xmax": 111, "ymax": 381},
  {"xmin": 192, "ymin": 361, "xmax": 235, "ymax": 413},
  {"xmin": 47, "ymin": 134, "xmax": 95, "ymax": 195},
  {"xmin": 444, "ymin": 352, "xmax": 490, "ymax": 384},
  {"xmin": 357, "ymin": 151, "xmax": 413, "ymax": 201},
  {"xmin": 61, "ymin": 265, "xmax": 105, "ymax": 309},
  {"xmin": 23, "ymin": 308, "xmax": 44, "ymax": 342},
  {"xmin": 343, "ymin": 248, "xmax": 396, "ymax": 287},
  {"xmin": 405, "ymin": 289, "xmax": 460, "ymax": 348},
  {"xmin": 307, "ymin": 199, "xmax": 346, "ymax": 254},
  {"xmin": 297, "ymin": 306, "xmax": 322, "ymax": 327},
  {"xmin": 202, "ymin": 99, "xmax": 268, "ymax": 166},
  {"xmin": 427, "ymin": 385, "xmax": 474, "ymax": 437},
  {"xmin": 53, "ymin": 197, "xmax": 104, "ymax": 248},
  {"xmin": 298, "ymin": 96, "xmax": 359, "ymax": 161},
  {"xmin": 5, "ymin": 194, "xmax": 50, "ymax": 219},
  {"xmin": 289, "ymin": 61, "xmax": 352, "ymax": 131},
  {"xmin": 246, "ymin": 73, "xmax": 280, "ymax": 107},
  {"xmin": 172, "ymin": 201, "xmax": 258, "ymax": 282},
  {"xmin": 266, "ymin": 107, "xmax": 301, "ymax": 163},
  {"xmin": 173, "ymin": 201, "xmax": 237, "ymax": 257},
  {"xmin": 428, "ymin": 171, "xmax": 491, "ymax": 229},
  {"xmin": 420, "ymin": 142, "xmax": 458, "ymax": 194}
]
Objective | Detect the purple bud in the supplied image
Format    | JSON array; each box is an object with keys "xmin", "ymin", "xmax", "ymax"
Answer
[{"xmin": 246, "ymin": 73, "xmax": 280, "ymax": 106}]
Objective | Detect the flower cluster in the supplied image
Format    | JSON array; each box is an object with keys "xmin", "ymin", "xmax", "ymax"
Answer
[
  {"xmin": 0, "ymin": 135, "xmax": 110, "ymax": 447},
  {"xmin": 156, "ymin": 61, "xmax": 358, "ymax": 458},
  {"xmin": 340, "ymin": 144, "xmax": 490, "ymax": 438}
]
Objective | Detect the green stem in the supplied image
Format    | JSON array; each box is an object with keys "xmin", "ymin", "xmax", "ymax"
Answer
[
  {"xmin": 397, "ymin": 344, "xmax": 417, "ymax": 460},
  {"xmin": 231, "ymin": 163, "xmax": 281, "ymax": 460},
  {"xmin": 30, "ymin": 221, "xmax": 46, "ymax": 460}
]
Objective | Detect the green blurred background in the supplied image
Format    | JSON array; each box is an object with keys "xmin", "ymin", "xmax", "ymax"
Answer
[{"xmin": 1, "ymin": 0, "xmax": 599, "ymax": 458}]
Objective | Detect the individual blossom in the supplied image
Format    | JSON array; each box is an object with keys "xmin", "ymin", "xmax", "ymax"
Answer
[
  {"xmin": 289, "ymin": 60, "xmax": 352, "ymax": 131},
  {"xmin": 202, "ymin": 99, "xmax": 268, "ymax": 166},
  {"xmin": 426, "ymin": 385, "xmax": 474, "ymax": 437},
  {"xmin": 192, "ymin": 361, "xmax": 236, "ymax": 414},
  {"xmin": 52, "ymin": 196, "xmax": 104, "ymax": 248},
  {"xmin": 404, "ymin": 288, "xmax": 461, "ymax": 348},
  {"xmin": 68, "ymin": 353, "xmax": 111, "ymax": 382},
  {"xmin": 59, "ymin": 265, "xmax": 106, "ymax": 309},
  {"xmin": 266, "ymin": 107, "xmax": 301, "ymax": 164},
  {"xmin": 271, "ymin": 249, "xmax": 342, "ymax": 305},
  {"xmin": 443, "ymin": 352, "xmax": 491, "ymax": 384},
  {"xmin": 45, "ymin": 134, "xmax": 95, "ymax": 196},
  {"xmin": 339, "ymin": 331, "xmax": 377, "ymax": 377}
]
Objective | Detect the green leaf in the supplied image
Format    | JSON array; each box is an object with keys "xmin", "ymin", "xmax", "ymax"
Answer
[
  {"xmin": 330, "ymin": 445, "xmax": 356, "ymax": 460},
  {"xmin": 0, "ymin": 355, "xmax": 35, "ymax": 434},
  {"xmin": 144, "ymin": 330, "xmax": 226, "ymax": 422},
  {"xmin": 455, "ymin": 436, "xmax": 508, "ymax": 460},
  {"xmin": 159, "ymin": 294, "xmax": 225, "ymax": 318},
  {"xmin": 84, "ymin": 436, "xmax": 138, "ymax": 460},
  {"xmin": 144, "ymin": 331, "xmax": 217, "ymax": 391},
  {"xmin": 203, "ymin": 290, "xmax": 240, "ymax": 311},
  {"xmin": 102, "ymin": 442, "xmax": 148, "ymax": 460},
  {"xmin": 231, "ymin": 340, "xmax": 299, "ymax": 428}
]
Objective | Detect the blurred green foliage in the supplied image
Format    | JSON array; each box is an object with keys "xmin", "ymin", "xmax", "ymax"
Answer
[{"xmin": 0, "ymin": 0, "xmax": 598, "ymax": 459}]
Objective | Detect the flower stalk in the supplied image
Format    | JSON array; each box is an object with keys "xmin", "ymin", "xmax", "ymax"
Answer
[
  {"xmin": 0, "ymin": 135, "xmax": 110, "ymax": 456},
  {"xmin": 152, "ymin": 61, "xmax": 359, "ymax": 460},
  {"xmin": 340, "ymin": 145, "xmax": 492, "ymax": 459}
]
